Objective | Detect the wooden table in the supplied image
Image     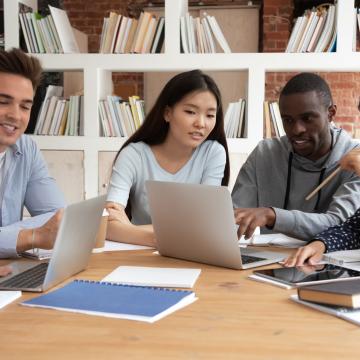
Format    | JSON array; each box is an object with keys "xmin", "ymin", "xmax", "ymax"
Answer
[{"xmin": 0, "ymin": 249, "xmax": 359, "ymax": 359}]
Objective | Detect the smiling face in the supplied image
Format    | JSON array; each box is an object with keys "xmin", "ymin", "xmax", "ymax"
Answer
[
  {"xmin": 279, "ymin": 90, "xmax": 334, "ymax": 161},
  {"xmin": 163, "ymin": 90, "xmax": 217, "ymax": 151},
  {"xmin": 0, "ymin": 73, "xmax": 34, "ymax": 152}
]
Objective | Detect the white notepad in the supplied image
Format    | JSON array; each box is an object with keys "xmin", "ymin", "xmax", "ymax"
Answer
[
  {"xmin": 0, "ymin": 291, "xmax": 21, "ymax": 309},
  {"xmin": 239, "ymin": 233, "xmax": 305, "ymax": 248},
  {"xmin": 102, "ymin": 266, "xmax": 201, "ymax": 288}
]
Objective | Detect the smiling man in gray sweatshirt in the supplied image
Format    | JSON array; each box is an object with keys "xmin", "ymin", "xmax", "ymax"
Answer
[{"xmin": 232, "ymin": 72, "xmax": 360, "ymax": 241}]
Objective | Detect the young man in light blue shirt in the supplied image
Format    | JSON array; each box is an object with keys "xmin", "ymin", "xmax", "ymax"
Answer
[{"xmin": 0, "ymin": 48, "xmax": 65, "ymax": 259}]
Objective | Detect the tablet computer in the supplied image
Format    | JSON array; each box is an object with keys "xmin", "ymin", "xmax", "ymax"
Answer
[{"xmin": 253, "ymin": 264, "xmax": 360, "ymax": 287}]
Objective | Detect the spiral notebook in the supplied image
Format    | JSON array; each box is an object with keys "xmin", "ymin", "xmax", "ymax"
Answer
[{"xmin": 21, "ymin": 280, "xmax": 197, "ymax": 323}]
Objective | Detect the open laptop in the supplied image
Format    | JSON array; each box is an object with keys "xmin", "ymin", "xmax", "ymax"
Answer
[
  {"xmin": 0, "ymin": 195, "xmax": 106, "ymax": 292},
  {"xmin": 146, "ymin": 181, "xmax": 286, "ymax": 270}
]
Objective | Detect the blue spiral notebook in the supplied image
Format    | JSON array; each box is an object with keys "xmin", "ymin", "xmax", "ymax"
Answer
[{"xmin": 21, "ymin": 280, "xmax": 197, "ymax": 323}]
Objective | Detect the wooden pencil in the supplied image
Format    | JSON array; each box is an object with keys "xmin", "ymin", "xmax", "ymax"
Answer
[{"xmin": 305, "ymin": 167, "xmax": 341, "ymax": 201}]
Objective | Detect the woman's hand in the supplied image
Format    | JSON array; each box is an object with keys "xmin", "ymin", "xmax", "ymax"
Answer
[
  {"xmin": 284, "ymin": 241, "xmax": 326, "ymax": 267},
  {"xmin": 105, "ymin": 202, "xmax": 131, "ymax": 224}
]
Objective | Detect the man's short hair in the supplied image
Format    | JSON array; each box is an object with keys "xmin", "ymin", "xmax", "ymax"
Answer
[
  {"xmin": 280, "ymin": 72, "xmax": 333, "ymax": 108},
  {"xmin": 0, "ymin": 48, "xmax": 43, "ymax": 90}
]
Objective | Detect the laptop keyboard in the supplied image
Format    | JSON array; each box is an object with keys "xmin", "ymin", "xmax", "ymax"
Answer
[
  {"xmin": 241, "ymin": 254, "xmax": 266, "ymax": 264},
  {"xmin": 0, "ymin": 262, "xmax": 48, "ymax": 289}
]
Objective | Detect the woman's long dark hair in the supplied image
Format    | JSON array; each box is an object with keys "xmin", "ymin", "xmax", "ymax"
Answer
[{"xmin": 116, "ymin": 69, "xmax": 230, "ymax": 185}]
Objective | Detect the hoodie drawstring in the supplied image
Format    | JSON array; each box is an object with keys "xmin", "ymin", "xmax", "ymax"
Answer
[
  {"xmin": 314, "ymin": 168, "xmax": 326, "ymax": 212},
  {"xmin": 283, "ymin": 152, "xmax": 293, "ymax": 210},
  {"xmin": 283, "ymin": 153, "xmax": 327, "ymax": 212}
]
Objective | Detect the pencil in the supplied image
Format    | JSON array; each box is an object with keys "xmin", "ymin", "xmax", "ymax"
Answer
[{"xmin": 305, "ymin": 167, "xmax": 341, "ymax": 201}]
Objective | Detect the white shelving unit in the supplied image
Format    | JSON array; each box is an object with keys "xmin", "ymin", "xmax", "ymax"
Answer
[{"xmin": 4, "ymin": 0, "xmax": 359, "ymax": 199}]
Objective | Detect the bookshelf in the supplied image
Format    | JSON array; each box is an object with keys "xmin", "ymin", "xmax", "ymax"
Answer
[{"xmin": 3, "ymin": 0, "xmax": 360, "ymax": 201}]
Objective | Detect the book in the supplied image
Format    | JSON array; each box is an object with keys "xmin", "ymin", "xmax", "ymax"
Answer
[
  {"xmin": 314, "ymin": 5, "xmax": 335, "ymax": 52},
  {"xmin": 0, "ymin": 291, "xmax": 21, "ymax": 308},
  {"xmin": 133, "ymin": 12, "xmax": 153, "ymax": 53},
  {"xmin": 40, "ymin": 96, "xmax": 59, "ymax": 135},
  {"xmin": 150, "ymin": 17, "xmax": 165, "ymax": 54},
  {"xmin": 285, "ymin": 16, "xmax": 304, "ymax": 52},
  {"xmin": 269, "ymin": 102, "xmax": 285, "ymax": 137},
  {"xmin": 102, "ymin": 11, "xmax": 119, "ymax": 53},
  {"xmin": 124, "ymin": 19, "xmax": 138, "ymax": 53},
  {"xmin": 102, "ymin": 266, "xmax": 201, "ymax": 288},
  {"xmin": 306, "ymin": 12, "xmax": 326, "ymax": 52},
  {"xmin": 295, "ymin": 10, "xmax": 316, "ymax": 53},
  {"xmin": 19, "ymin": 12, "xmax": 33, "ymax": 53},
  {"xmin": 205, "ymin": 14, "xmax": 231, "ymax": 53},
  {"xmin": 141, "ymin": 17, "xmax": 157, "ymax": 53},
  {"xmin": 263, "ymin": 101, "xmax": 272, "ymax": 138},
  {"xmin": 291, "ymin": 294, "xmax": 360, "ymax": 327},
  {"xmin": 113, "ymin": 16, "xmax": 127, "ymax": 53},
  {"xmin": 298, "ymin": 279, "xmax": 360, "ymax": 308},
  {"xmin": 21, "ymin": 279, "xmax": 197, "ymax": 323},
  {"xmin": 49, "ymin": 5, "xmax": 80, "ymax": 53},
  {"xmin": 110, "ymin": 14, "xmax": 123, "ymax": 53}
]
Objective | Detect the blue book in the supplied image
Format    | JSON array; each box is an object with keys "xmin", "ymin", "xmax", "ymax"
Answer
[{"xmin": 21, "ymin": 280, "xmax": 196, "ymax": 323}]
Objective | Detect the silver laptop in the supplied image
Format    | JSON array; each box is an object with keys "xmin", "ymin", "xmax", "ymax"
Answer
[
  {"xmin": 0, "ymin": 195, "xmax": 106, "ymax": 292},
  {"xmin": 146, "ymin": 181, "xmax": 286, "ymax": 270}
]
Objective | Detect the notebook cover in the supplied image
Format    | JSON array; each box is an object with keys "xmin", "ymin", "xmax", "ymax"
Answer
[{"xmin": 21, "ymin": 280, "xmax": 194, "ymax": 320}]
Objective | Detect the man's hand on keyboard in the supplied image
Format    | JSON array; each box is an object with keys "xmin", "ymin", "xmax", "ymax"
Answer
[{"xmin": 234, "ymin": 207, "xmax": 276, "ymax": 240}]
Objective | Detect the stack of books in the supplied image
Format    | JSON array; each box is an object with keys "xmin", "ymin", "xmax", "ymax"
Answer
[
  {"xmin": 99, "ymin": 11, "xmax": 165, "ymax": 54},
  {"xmin": 292, "ymin": 278, "xmax": 360, "ymax": 327},
  {"xmin": 224, "ymin": 99, "xmax": 246, "ymax": 138},
  {"xmin": 285, "ymin": 4, "xmax": 337, "ymax": 53},
  {"xmin": 99, "ymin": 95, "xmax": 145, "ymax": 137},
  {"xmin": 263, "ymin": 101, "xmax": 285, "ymax": 139},
  {"xmin": 19, "ymin": 5, "xmax": 80, "ymax": 54},
  {"xmin": 180, "ymin": 12, "xmax": 231, "ymax": 53},
  {"xmin": 33, "ymin": 85, "xmax": 84, "ymax": 136}
]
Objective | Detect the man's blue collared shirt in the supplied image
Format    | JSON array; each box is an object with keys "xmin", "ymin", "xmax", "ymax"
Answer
[{"xmin": 0, "ymin": 135, "xmax": 66, "ymax": 258}]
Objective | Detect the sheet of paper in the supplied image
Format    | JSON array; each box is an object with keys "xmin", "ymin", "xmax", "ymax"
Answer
[
  {"xmin": 0, "ymin": 291, "xmax": 22, "ymax": 309},
  {"xmin": 239, "ymin": 233, "xmax": 305, "ymax": 248},
  {"xmin": 102, "ymin": 266, "xmax": 201, "ymax": 288},
  {"xmin": 21, "ymin": 241, "xmax": 152, "ymax": 259},
  {"xmin": 93, "ymin": 240, "xmax": 153, "ymax": 253},
  {"xmin": 21, "ymin": 249, "xmax": 53, "ymax": 260}
]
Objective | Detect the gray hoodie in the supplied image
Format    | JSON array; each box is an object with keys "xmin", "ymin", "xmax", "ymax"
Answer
[{"xmin": 231, "ymin": 127, "xmax": 360, "ymax": 240}]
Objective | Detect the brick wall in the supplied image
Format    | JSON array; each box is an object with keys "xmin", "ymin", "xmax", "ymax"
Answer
[
  {"xmin": 263, "ymin": 1, "xmax": 360, "ymax": 137},
  {"xmin": 62, "ymin": 0, "xmax": 360, "ymax": 137}
]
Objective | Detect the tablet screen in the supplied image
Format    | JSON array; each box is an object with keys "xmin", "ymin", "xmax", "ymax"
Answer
[{"xmin": 254, "ymin": 264, "xmax": 360, "ymax": 286}]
